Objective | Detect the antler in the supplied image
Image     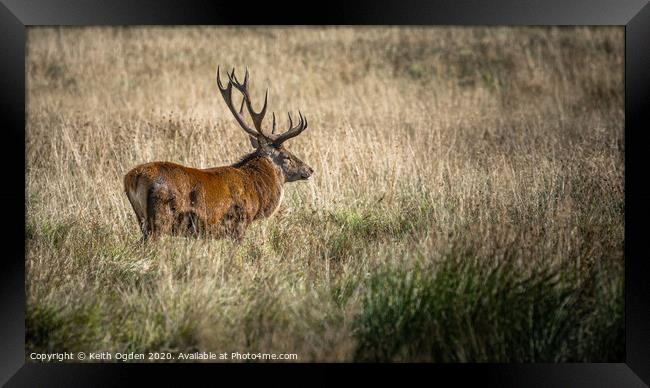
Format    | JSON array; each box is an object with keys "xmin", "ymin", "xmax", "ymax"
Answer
[
  {"xmin": 217, "ymin": 66, "xmax": 308, "ymax": 146},
  {"xmin": 227, "ymin": 68, "xmax": 269, "ymax": 138},
  {"xmin": 217, "ymin": 66, "xmax": 264, "ymax": 140}
]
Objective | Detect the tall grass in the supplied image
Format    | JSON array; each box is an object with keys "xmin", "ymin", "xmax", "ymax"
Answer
[{"xmin": 26, "ymin": 26, "xmax": 624, "ymax": 361}]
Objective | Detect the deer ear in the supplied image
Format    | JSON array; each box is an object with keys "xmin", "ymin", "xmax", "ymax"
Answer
[{"xmin": 249, "ymin": 136, "xmax": 260, "ymax": 149}]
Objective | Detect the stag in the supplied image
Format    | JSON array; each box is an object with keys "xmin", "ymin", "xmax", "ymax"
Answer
[{"xmin": 124, "ymin": 67, "xmax": 313, "ymax": 240}]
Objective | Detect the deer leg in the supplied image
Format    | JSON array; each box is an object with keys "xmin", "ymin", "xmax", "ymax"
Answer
[
  {"xmin": 138, "ymin": 231, "xmax": 150, "ymax": 244},
  {"xmin": 220, "ymin": 204, "xmax": 249, "ymax": 242},
  {"xmin": 173, "ymin": 211, "xmax": 205, "ymax": 238},
  {"xmin": 144, "ymin": 185, "xmax": 176, "ymax": 240},
  {"xmin": 142, "ymin": 212, "xmax": 158, "ymax": 242}
]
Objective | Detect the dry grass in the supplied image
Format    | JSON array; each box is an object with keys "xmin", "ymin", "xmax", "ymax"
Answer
[{"xmin": 26, "ymin": 26, "xmax": 624, "ymax": 362}]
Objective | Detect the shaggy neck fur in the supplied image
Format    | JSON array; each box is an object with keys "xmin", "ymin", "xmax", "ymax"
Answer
[{"xmin": 233, "ymin": 151, "xmax": 284, "ymax": 219}]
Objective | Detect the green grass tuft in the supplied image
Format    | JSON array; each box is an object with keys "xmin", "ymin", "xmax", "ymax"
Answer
[{"xmin": 353, "ymin": 250, "xmax": 624, "ymax": 362}]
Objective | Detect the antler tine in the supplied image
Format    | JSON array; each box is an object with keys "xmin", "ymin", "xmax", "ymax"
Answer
[
  {"xmin": 229, "ymin": 67, "xmax": 237, "ymax": 82},
  {"xmin": 272, "ymin": 112, "xmax": 277, "ymax": 134},
  {"xmin": 239, "ymin": 96, "xmax": 245, "ymax": 114},
  {"xmin": 257, "ymin": 89, "xmax": 269, "ymax": 125},
  {"xmin": 216, "ymin": 65, "xmax": 229, "ymax": 92}
]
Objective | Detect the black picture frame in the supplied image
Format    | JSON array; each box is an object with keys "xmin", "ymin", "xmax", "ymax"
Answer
[{"xmin": 2, "ymin": 0, "xmax": 649, "ymax": 386}]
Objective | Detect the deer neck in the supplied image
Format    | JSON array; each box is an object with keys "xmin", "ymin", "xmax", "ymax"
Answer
[{"xmin": 238, "ymin": 154, "xmax": 285, "ymax": 219}]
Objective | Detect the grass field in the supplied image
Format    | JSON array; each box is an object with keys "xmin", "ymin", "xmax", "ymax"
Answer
[{"xmin": 26, "ymin": 26, "xmax": 624, "ymax": 362}]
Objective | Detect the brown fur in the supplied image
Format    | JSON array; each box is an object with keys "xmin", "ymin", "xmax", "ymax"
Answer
[{"xmin": 124, "ymin": 153, "xmax": 285, "ymax": 240}]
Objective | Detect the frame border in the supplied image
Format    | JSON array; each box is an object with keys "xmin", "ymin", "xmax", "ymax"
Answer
[{"xmin": 2, "ymin": 0, "xmax": 648, "ymax": 386}]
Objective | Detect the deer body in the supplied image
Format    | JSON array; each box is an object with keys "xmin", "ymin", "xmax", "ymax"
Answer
[{"xmin": 124, "ymin": 68, "xmax": 312, "ymax": 240}]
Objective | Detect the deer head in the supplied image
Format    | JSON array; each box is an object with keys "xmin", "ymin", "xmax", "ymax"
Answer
[{"xmin": 217, "ymin": 67, "xmax": 314, "ymax": 182}]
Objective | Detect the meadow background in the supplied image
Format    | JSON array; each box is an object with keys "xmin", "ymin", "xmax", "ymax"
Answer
[{"xmin": 26, "ymin": 26, "xmax": 624, "ymax": 362}]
